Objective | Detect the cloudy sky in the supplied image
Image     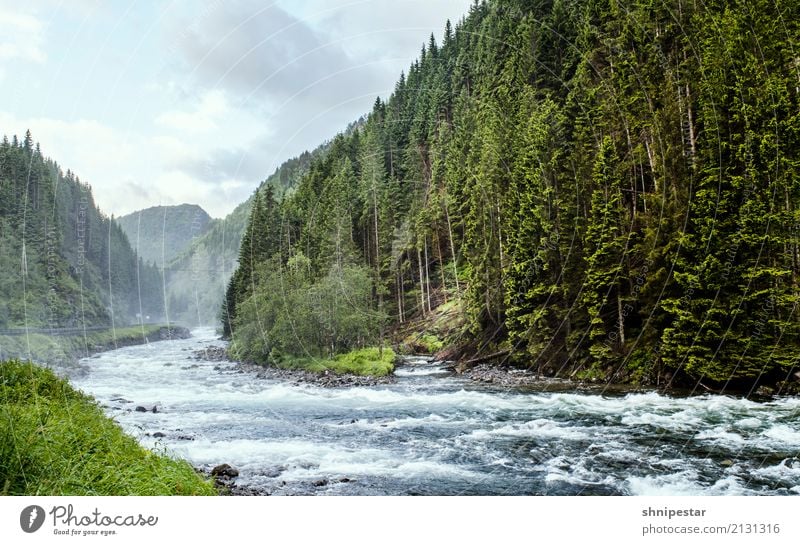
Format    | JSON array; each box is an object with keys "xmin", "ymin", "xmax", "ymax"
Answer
[{"xmin": 0, "ymin": 0, "xmax": 472, "ymax": 218}]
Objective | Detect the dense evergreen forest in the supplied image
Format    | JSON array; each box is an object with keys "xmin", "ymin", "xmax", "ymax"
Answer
[
  {"xmin": 0, "ymin": 133, "xmax": 164, "ymax": 329},
  {"xmin": 224, "ymin": 0, "xmax": 799, "ymax": 389}
]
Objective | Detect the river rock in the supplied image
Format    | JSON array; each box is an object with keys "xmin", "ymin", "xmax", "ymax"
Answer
[
  {"xmin": 153, "ymin": 432, "xmax": 166, "ymax": 438},
  {"xmin": 193, "ymin": 346, "xmax": 228, "ymax": 362},
  {"xmin": 135, "ymin": 406, "xmax": 148, "ymax": 412},
  {"xmin": 212, "ymin": 463, "xmax": 240, "ymax": 478},
  {"xmin": 262, "ymin": 466, "xmax": 286, "ymax": 478},
  {"xmin": 312, "ymin": 478, "xmax": 329, "ymax": 487},
  {"xmin": 236, "ymin": 362, "xmax": 396, "ymax": 388}
]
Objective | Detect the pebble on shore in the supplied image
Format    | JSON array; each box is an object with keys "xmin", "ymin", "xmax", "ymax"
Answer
[{"xmin": 236, "ymin": 362, "xmax": 396, "ymax": 388}]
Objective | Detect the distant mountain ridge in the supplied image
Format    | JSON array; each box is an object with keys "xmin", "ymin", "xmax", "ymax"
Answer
[{"xmin": 116, "ymin": 204, "xmax": 212, "ymax": 267}]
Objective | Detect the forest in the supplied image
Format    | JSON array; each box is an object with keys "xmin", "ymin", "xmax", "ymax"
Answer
[
  {"xmin": 157, "ymin": 148, "xmax": 321, "ymax": 326},
  {"xmin": 223, "ymin": 0, "xmax": 800, "ymax": 389},
  {"xmin": 0, "ymin": 132, "xmax": 164, "ymax": 330}
]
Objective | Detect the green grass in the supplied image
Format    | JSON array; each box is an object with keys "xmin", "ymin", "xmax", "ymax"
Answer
[
  {"xmin": 271, "ymin": 347, "xmax": 396, "ymax": 376},
  {"xmin": 417, "ymin": 334, "xmax": 445, "ymax": 353},
  {"xmin": 575, "ymin": 361, "xmax": 606, "ymax": 382},
  {"xmin": 0, "ymin": 325, "xmax": 178, "ymax": 365},
  {"xmin": 0, "ymin": 359, "xmax": 216, "ymax": 496}
]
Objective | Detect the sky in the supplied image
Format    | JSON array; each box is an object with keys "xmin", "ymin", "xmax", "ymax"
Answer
[{"xmin": 0, "ymin": 0, "xmax": 473, "ymax": 218}]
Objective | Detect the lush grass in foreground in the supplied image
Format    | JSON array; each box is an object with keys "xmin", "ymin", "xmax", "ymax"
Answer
[
  {"xmin": 0, "ymin": 359, "xmax": 215, "ymax": 495},
  {"xmin": 271, "ymin": 347, "xmax": 396, "ymax": 376}
]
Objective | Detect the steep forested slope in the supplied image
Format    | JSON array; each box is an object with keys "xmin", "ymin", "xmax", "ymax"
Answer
[
  {"xmin": 225, "ymin": 0, "xmax": 800, "ymax": 389},
  {"xmin": 0, "ymin": 133, "xmax": 163, "ymax": 328}
]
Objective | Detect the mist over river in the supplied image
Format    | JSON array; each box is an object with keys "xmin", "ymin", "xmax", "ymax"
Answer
[{"xmin": 63, "ymin": 328, "xmax": 800, "ymax": 496}]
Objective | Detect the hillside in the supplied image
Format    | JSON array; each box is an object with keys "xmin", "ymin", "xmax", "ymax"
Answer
[
  {"xmin": 116, "ymin": 204, "xmax": 212, "ymax": 267},
  {"xmin": 161, "ymin": 150, "xmax": 321, "ymax": 327},
  {"xmin": 0, "ymin": 134, "xmax": 164, "ymax": 330},
  {"xmin": 225, "ymin": 0, "xmax": 800, "ymax": 391}
]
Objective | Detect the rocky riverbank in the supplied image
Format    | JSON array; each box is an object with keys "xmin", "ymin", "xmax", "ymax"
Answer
[
  {"xmin": 192, "ymin": 346, "xmax": 396, "ymax": 388},
  {"xmin": 233, "ymin": 362, "xmax": 396, "ymax": 388},
  {"xmin": 190, "ymin": 345, "xmax": 228, "ymax": 362},
  {"xmin": 463, "ymin": 363, "xmax": 561, "ymax": 388}
]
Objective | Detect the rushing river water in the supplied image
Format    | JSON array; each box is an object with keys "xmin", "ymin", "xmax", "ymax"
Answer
[{"xmin": 64, "ymin": 328, "xmax": 800, "ymax": 496}]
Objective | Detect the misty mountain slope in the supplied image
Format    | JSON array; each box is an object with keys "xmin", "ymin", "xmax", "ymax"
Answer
[
  {"xmin": 161, "ymin": 150, "xmax": 323, "ymax": 327},
  {"xmin": 116, "ymin": 204, "xmax": 212, "ymax": 268}
]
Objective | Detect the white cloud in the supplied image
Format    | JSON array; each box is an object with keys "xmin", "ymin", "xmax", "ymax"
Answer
[
  {"xmin": 0, "ymin": 112, "xmax": 154, "ymax": 211},
  {"xmin": 0, "ymin": 10, "xmax": 46, "ymax": 63},
  {"xmin": 155, "ymin": 89, "xmax": 230, "ymax": 133},
  {"xmin": 0, "ymin": 1, "xmax": 476, "ymax": 220},
  {"xmin": 0, "ymin": 111, "xmax": 257, "ymax": 218}
]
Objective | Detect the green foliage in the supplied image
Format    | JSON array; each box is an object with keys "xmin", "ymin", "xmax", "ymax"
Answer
[
  {"xmin": 230, "ymin": 257, "xmax": 387, "ymax": 363},
  {"xmin": 329, "ymin": 347, "xmax": 396, "ymax": 376},
  {"xmin": 0, "ymin": 360, "xmax": 215, "ymax": 495},
  {"xmin": 264, "ymin": 347, "xmax": 395, "ymax": 376},
  {"xmin": 575, "ymin": 362, "xmax": 605, "ymax": 382},
  {"xmin": 417, "ymin": 334, "xmax": 445, "ymax": 354},
  {"xmin": 158, "ymin": 150, "xmax": 320, "ymax": 329},
  {"xmin": 223, "ymin": 0, "xmax": 800, "ymax": 387}
]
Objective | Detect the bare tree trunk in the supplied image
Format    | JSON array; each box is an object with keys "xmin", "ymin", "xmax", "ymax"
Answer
[
  {"xmin": 364, "ymin": 224, "xmax": 371, "ymax": 267},
  {"xmin": 644, "ymin": 138, "xmax": 657, "ymax": 195},
  {"xmin": 373, "ymin": 190, "xmax": 380, "ymax": 269},
  {"xmin": 373, "ymin": 188, "xmax": 384, "ymax": 354},
  {"xmin": 399, "ymin": 266, "xmax": 406, "ymax": 322},
  {"xmin": 424, "ymin": 238, "xmax": 432, "ymax": 312},
  {"xmin": 686, "ymin": 83, "xmax": 697, "ymax": 163},
  {"xmin": 396, "ymin": 270, "xmax": 404, "ymax": 323},
  {"xmin": 496, "ymin": 200, "xmax": 505, "ymax": 270},
  {"xmin": 443, "ymin": 197, "xmax": 460, "ymax": 296},
  {"xmin": 417, "ymin": 246, "xmax": 426, "ymax": 316},
  {"xmin": 788, "ymin": 187, "xmax": 798, "ymax": 296},
  {"xmin": 639, "ymin": 156, "xmax": 647, "ymax": 214},
  {"xmin": 435, "ymin": 229, "xmax": 447, "ymax": 303},
  {"xmin": 617, "ymin": 292, "xmax": 626, "ymax": 353}
]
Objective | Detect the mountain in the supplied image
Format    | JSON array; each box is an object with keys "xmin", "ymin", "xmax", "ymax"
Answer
[
  {"xmin": 0, "ymin": 133, "xmax": 164, "ymax": 329},
  {"xmin": 116, "ymin": 204, "xmax": 212, "ymax": 268},
  {"xmin": 224, "ymin": 0, "xmax": 800, "ymax": 391},
  {"xmin": 158, "ymin": 150, "xmax": 322, "ymax": 327}
]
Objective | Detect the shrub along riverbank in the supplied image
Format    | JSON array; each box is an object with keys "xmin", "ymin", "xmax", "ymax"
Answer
[
  {"xmin": 0, "ymin": 359, "xmax": 215, "ymax": 495},
  {"xmin": 256, "ymin": 346, "xmax": 396, "ymax": 377}
]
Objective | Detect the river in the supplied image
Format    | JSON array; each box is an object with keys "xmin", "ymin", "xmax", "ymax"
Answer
[{"xmin": 63, "ymin": 328, "xmax": 800, "ymax": 495}]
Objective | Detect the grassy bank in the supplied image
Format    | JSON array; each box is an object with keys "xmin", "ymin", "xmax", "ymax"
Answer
[
  {"xmin": 269, "ymin": 347, "xmax": 396, "ymax": 376},
  {"xmin": 0, "ymin": 359, "xmax": 215, "ymax": 495},
  {"xmin": 0, "ymin": 325, "xmax": 189, "ymax": 365}
]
